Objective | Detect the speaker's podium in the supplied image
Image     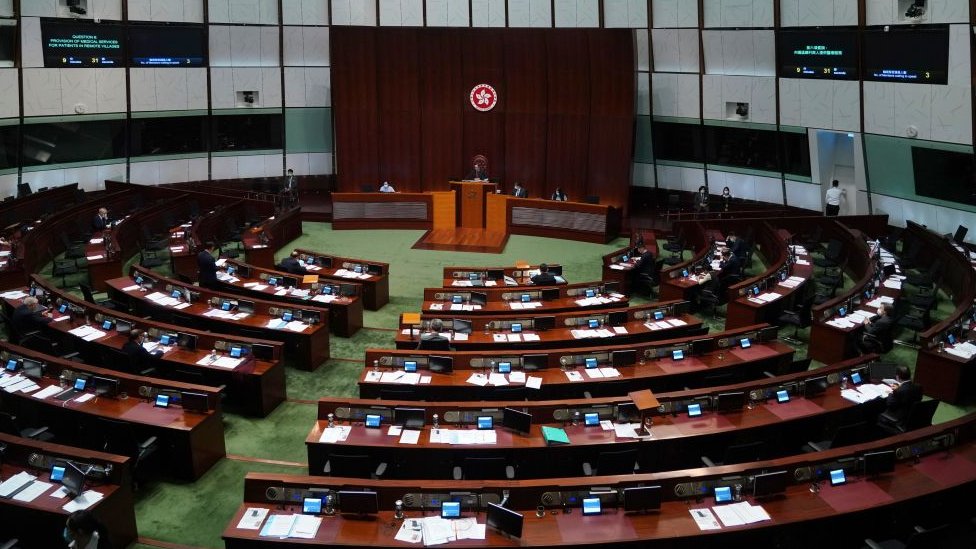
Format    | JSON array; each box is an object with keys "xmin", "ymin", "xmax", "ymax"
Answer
[{"xmin": 450, "ymin": 180, "xmax": 497, "ymax": 228}]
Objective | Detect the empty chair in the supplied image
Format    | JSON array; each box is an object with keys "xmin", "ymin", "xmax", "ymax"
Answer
[
  {"xmin": 417, "ymin": 338, "xmax": 452, "ymax": 351},
  {"xmin": 701, "ymin": 441, "xmax": 764, "ymax": 467},
  {"xmin": 454, "ymin": 456, "xmax": 515, "ymax": 480},
  {"xmin": 0, "ymin": 411, "xmax": 54, "ymax": 442},
  {"xmin": 697, "ymin": 276, "xmax": 723, "ymax": 318},
  {"xmin": 91, "ymin": 417, "xmax": 161, "ymax": 489},
  {"xmin": 897, "ymin": 238, "xmax": 922, "ymax": 270},
  {"xmin": 905, "ymin": 259, "xmax": 943, "ymax": 288},
  {"xmin": 908, "ymin": 285, "xmax": 937, "ymax": 309},
  {"xmin": 138, "ymin": 248, "xmax": 164, "ymax": 269},
  {"xmin": 803, "ymin": 421, "xmax": 868, "ymax": 452},
  {"xmin": 812, "ymin": 280, "xmax": 838, "ymax": 306},
  {"xmin": 802, "ymin": 224, "xmax": 824, "ymax": 254},
  {"xmin": 879, "ymin": 399, "xmax": 939, "ymax": 435},
  {"xmin": 818, "ymin": 265, "xmax": 844, "ymax": 288},
  {"xmin": 813, "ymin": 239, "xmax": 844, "ymax": 270},
  {"xmin": 895, "ymin": 305, "xmax": 928, "ymax": 348},
  {"xmin": 51, "ymin": 251, "xmax": 80, "ymax": 287},
  {"xmin": 59, "ymin": 232, "xmax": 86, "ymax": 259},
  {"xmin": 80, "ymin": 283, "xmax": 126, "ymax": 312},
  {"xmin": 582, "ymin": 448, "xmax": 639, "ymax": 476},
  {"xmin": 140, "ymin": 226, "xmax": 167, "ymax": 251},
  {"xmin": 864, "ymin": 523, "xmax": 951, "ymax": 549},
  {"xmin": 324, "ymin": 453, "xmax": 387, "ymax": 479},
  {"xmin": 777, "ymin": 296, "xmax": 813, "ymax": 343}
]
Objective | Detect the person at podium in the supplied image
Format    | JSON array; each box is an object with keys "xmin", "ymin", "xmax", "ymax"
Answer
[
  {"xmin": 512, "ymin": 182, "xmax": 528, "ymax": 198},
  {"xmin": 551, "ymin": 187, "xmax": 568, "ymax": 201},
  {"xmin": 467, "ymin": 161, "xmax": 488, "ymax": 181},
  {"xmin": 379, "ymin": 181, "xmax": 396, "ymax": 193}
]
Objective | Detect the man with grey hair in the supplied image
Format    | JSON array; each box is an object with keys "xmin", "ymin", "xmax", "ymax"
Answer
[
  {"xmin": 12, "ymin": 296, "xmax": 51, "ymax": 334},
  {"xmin": 418, "ymin": 318, "xmax": 451, "ymax": 350}
]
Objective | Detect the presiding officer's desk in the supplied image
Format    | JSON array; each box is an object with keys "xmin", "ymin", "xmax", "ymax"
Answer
[
  {"xmin": 422, "ymin": 281, "xmax": 627, "ymax": 316},
  {"xmin": 395, "ymin": 302, "xmax": 701, "ymax": 351},
  {"xmin": 0, "ymin": 341, "xmax": 226, "ymax": 481},
  {"xmin": 313, "ymin": 355, "xmax": 881, "ymax": 480},
  {"xmin": 109, "ymin": 265, "xmax": 330, "ymax": 369},
  {"xmin": 442, "ymin": 263, "xmax": 567, "ymax": 288},
  {"xmin": 908, "ymin": 221, "xmax": 976, "ymax": 403},
  {"xmin": 228, "ymin": 413, "xmax": 976, "ymax": 548},
  {"xmin": 215, "ymin": 258, "xmax": 364, "ymax": 337},
  {"xmin": 293, "ymin": 248, "xmax": 390, "ymax": 310},
  {"xmin": 332, "ymin": 192, "xmax": 434, "ymax": 230},
  {"xmin": 0, "ymin": 432, "xmax": 136, "ymax": 549},
  {"xmin": 360, "ymin": 324, "xmax": 790, "ymax": 400},
  {"xmin": 2, "ymin": 276, "xmax": 286, "ymax": 417}
]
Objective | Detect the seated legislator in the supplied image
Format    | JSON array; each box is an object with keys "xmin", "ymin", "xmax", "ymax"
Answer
[
  {"xmin": 512, "ymin": 181, "xmax": 528, "ymax": 198},
  {"xmin": 417, "ymin": 318, "xmax": 451, "ymax": 351},
  {"xmin": 12, "ymin": 296, "xmax": 52, "ymax": 334},
  {"xmin": 857, "ymin": 303, "xmax": 896, "ymax": 354},
  {"xmin": 197, "ymin": 241, "xmax": 219, "ymax": 289},
  {"xmin": 379, "ymin": 181, "xmax": 396, "ymax": 193},
  {"xmin": 467, "ymin": 162, "xmax": 488, "ymax": 181},
  {"xmin": 726, "ymin": 231, "xmax": 748, "ymax": 259},
  {"xmin": 630, "ymin": 247, "xmax": 657, "ymax": 288},
  {"xmin": 530, "ymin": 263, "xmax": 558, "ymax": 285},
  {"xmin": 92, "ymin": 207, "xmax": 109, "ymax": 231},
  {"xmin": 551, "ymin": 187, "xmax": 568, "ymax": 201},
  {"xmin": 122, "ymin": 329, "xmax": 163, "ymax": 373},
  {"xmin": 878, "ymin": 365, "xmax": 923, "ymax": 429},
  {"xmin": 277, "ymin": 251, "xmax": 308, "ymax": 275}
]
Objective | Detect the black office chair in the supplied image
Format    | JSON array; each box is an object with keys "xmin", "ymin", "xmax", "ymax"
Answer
[
  {"xmin": 138, "ymin": 245, "xmax": 165, "ymax": 269},
  {"xmin": 698, "ymin": 276, "xmax": 723, "ymax": 318},
  {"xmin": 91, "ymin": 417, "xmax": 160, "ymax": 490},
  {"xmin": 140, "ymin": 226, "xmax": 167, "ymax": 251},
  {"xmin": 879, "ymin": 399, "xmax": 939, "ymax": 436},
  {"xmin": 802, "ymin": 224, "xmax": 824, "ymax": 254},
  {"xmin": 803, "ymin": 421, "xmax": 868, "ymax": 453},
  {"xmin": 897, "ymin": 238, "xmax": 922, "ymax": 270},
  {"xmin": 324, "ymin": 453, "xmax": 387, "ymax": 479},
  {"xmin": 0, "ymin": 411, "xmax": 54, "ymax": 442},
  {"xmin": 582, "ymin": 448, "xmax": 638, "ymax": 476},
  {"xmin": 417, "ymin": 338, "xmax": 452, "ymax": 351},
  {"xmin": 59, "ymin": 232, "xmax": 87, "ymax": 259},
  {"xmin": 80, "ymin": 283, "xmax": 126, "ymax": 312},
  {"xmin": 453, "ymin": 457, "xmax": 515, "ymax": 480},
  {"xmin": 818, "ymin": 265, "xmax": 844, "ymax": 288},
  {"xmin": 895, "ymin": 304, "xmax": 928, "ymax": 348},
  {"xmin": 905, "ymin": 258, "xmax": 943, "ymax": 289},
  {"xmin": 864, "ymin": 523, "xmax": 952, "ymax": 549},
  {"xmin": 813, "ymin": 239, "xmax": 844, "ymax": 270},
  {"xmin": 776, "ymin": 296, "xmax": 813, "ymax": 344},
  {"xmin": 50, "ymin": 249, "xmax": 80, "ymax": 287},
  {"xmin": 812, "ymin": 280, "xmax": 838, "ymax": 306},
  {"xmin": 701, "ymin": 441, "xmax": 764, "ymax": 467}
]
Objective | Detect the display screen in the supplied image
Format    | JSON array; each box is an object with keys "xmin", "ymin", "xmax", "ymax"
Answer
[
  {"xmin": 585, "ymin": 289, "xmax": 596, "ymax": 298},
  {"xmin": 862, "ymin": 26, "xmax": 949, "ymax": 84},
  {"xmin": 73, "ymin": 378, "xmax": 86, "ymax": 391},
  {"xmin": 584, "ymin": 357, "xmax": 598, "ymax": 369},
  {"xmin": 497, "ymin": 362, "xmax": 511, "ymax": 373},
  {"xmin": 365, "ymin": 414, "xmax": 381, "ymax": 428},
  {"xmin": 441, "ymin": 501, "xmax": 461, "ymax": 518},
  {"xmin": 776, "ymin": 390, "xmax": 790, "ymax": 403},
  {"xmin": 42, "ymin": 20, "xmax": 125, "ymax": 67},
  {"xmin": 129, "ymin": 24, "xmax": 206, "ymax": 66},
  {"xmin": 155, "ymin": 394, "xmax": 170, "ymax": 407},
  {"xmin": 829, "ymin": 469, "xmax": 847, "ymax": 486},
  {"xmin": 477, "ymin": 416, "xmax": 493, "ymax": 429},
  {"xmin": 520, "ymin": 294, "xmax": 531, "ymax": 303},
  {"xmin": 302, "ymin": 497, "xmax": 322, "ymax": 514},
  {"xmin": 653, "ymin": 311, "xmax": 664, "ymax": 320},
  {"xmin": 51, "ymin": 465, "xmax": 66, "ymax": 482},
  {"xmin": 510, "ymin": 322, "xmax": 522, "ymax": 333},
  {"xmin": 404, "ymin": 361, "xmax": 418, "ymax": 372},
  {"xmin": 740, "ymin": 338, "xmax": 751, "ymax": 348},
  {"xmin": 912, "ymin": 147, "xmax": 976, "ymax": 206},
  {"xmin": 777, "ymin": 28, "xmax": 858, "ymax": 79},
  {"xmin": 584, "ymin": 412, "xmax": 599, "ymax": 426},
  {"xmin": 687, "ymin": 403, "xmax": 702, "ymax": 417},
  {"xmin": 714, "ymin": 486, "xmax": 732, "ymax": 503},
  {"xmin": 5, "ymin": 359, "xmax": 16, "ymax": 371},
  {"xmin": 581, "ymin": 497, "xmax": 602, "ymax": 515},
  {"xmin": 672, "ymin": 349, "xmax": 684, "ymax": 361},
  {"xmin": 850, "ymin": 372, "xmax": 862, "ymax": 384}
]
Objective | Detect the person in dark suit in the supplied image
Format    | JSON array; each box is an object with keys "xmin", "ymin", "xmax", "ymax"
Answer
[
  {"xmin": 122, "ymin": 329, "xmax": 161, "ymax": 373},
  {"xmin": 418, "ymin": 318, "xmax": 451, "ymax": 350},
  {"xmin": 92, "ymin": 208, "xmax": 109, "ymax": 231},
  {"xmin": 551, "ymin": 187, "xmax": 568, "ymax": 201},
  {"xmin": 716, "ymin": 250, "xmax": 743, "ymax": 281},
  {"xmin": 530, "ymin": 263, "xmax": 558, "ymax": 285},
  {"xmin": 858, "ymin": 303, "xmax": 896, "ymax": 354},
  {"xmin": 880, "ymin": 365, "xmax": 923, "ymax": 426},
  {"xmin": 726, "ymin": 231, "xmax": 748, "ymax": 259},
  {"xmin": 512, "ymin": 182, "xmax": 528, "ymax": 198},
  {"xmin": 629, "ymin": 247, "xmax": 657, "ymax": 291},
  {"xmin": 11, "ymin": 296, "xmax": 51, "ymax": 335},
  {"xmin": 197, "ymin": 241, "xmax": 219, "ymax": 289},
  {"xmin": 467, "ymin": 162, "xmax": 488, "ymax": 181},
  {"xmin": 278, "ymin": 251, "xmax": 307, "ymax": 274},
  {"xmin": 693, "ymin": 185, "xmax": 709, "ymax": 216}
]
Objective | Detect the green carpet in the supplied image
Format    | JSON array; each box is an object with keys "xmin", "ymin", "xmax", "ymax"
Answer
[{"xmin": 38, "ymin": 223, "xmax": 976, "ymax": 548}]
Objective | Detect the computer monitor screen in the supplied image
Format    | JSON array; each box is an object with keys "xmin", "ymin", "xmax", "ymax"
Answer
[
  {"xmin": 608, "ymin": 311, "xmax": 627, "ymax": 326},
  {"xmin": 365, "ymin": 414, "xmax": 381, "ymax": 428},
  {"xmin": 441, "ymin": 501, "xmax": 461, "ymax": 518},
  {"xmin": 776, "ymin": 390, "xmax": 790, "ymax": 403},
  {"xmin": 338, "ymin": 490, "xmax": 379, "ymax": 515},
  {"xmin": 181, "ymin": 391, "xmax": 209, "ymax": 413},
  {"xmin": 305, "ymin": 257, "xmax": 314, "ymax": 265},
  {"xmin": 829, "ymin": 469, "xmax": 846, "ymax": 486},
  {"xmin": 21, "ymin": 359, "xmax": 43, "ymax": 379},
  {"xmin": 850, "ymin": 372, "xmax": 862, "ymax": 385},
  {"xmin": 672, "ymin": 349, "xmax": 684, "ymax": 361},
  {"xmin": 540, "ymin": 289, "xmax": 559, "ymax": 301},
  {"xmin": 316, "ymin": 256, "xmax": 332, "ymax": 268},
  {"xmin": 502, "ymin": 407, "xmax": 531, "ymax": 435},
  {"xmin": 623, "ymin": 486, "xmax": 662, "ymax": 512},
  {"xmin": 302, "ymin": 497, "xmax": 322, "ymax": 514},
  {"xmin": 470, "ymin": 292, "xmax": 487, "ymax": 306},
  {"xmin": 585, "ymin": 289, "xmax": 597, "ymax": 298},
  {"xmin": 252, "ymin": 343, "xmax": 274, "ymax": 360},
  {"xmin": 752, "ymin": 471, "xmax": 789, "ymax": 498},
  {"xmin": 681, "ymin": 269, "xmax": 689, "ymax": 278},
  {"xmin": 715, "ymin": 391, "xmax": 745, "ymax": 413},
  {"xmin": 451, "ymin": 295, "xmax": 463, "ymax": 304},
  {"xmin": 159, "ymin": 334, "xmax": 174, "ymax": 345},
  {"xmin": 393, "ymin": 407, "xmax": 425, "ymax": 429},
  {"xmin": 486, "ymin": 503, "xmax": 523, "ymax": 538},
  {"xmin": 581, "ymin": 497, "xmax": 602, "ymax": 516},
  {"xmin": 522, "ymin": 354, "xmax": 547, "ymax": 371},
  {"xmin": 321, "ymin": 285, "xmax": 333, "ymax": 295},
  {"xmin": 73, "ymin": 377, "xmax": 87, "ymax": 391},
  {"xmin": 452, "ymin": 319, "xmax": 472, "ymax": 334},
  {"xmin": 752, "ymin": 286, "xmax": 761, "ymax": 296},
  {"xmin": 116, "ymin": 320, "xmax": 132, "ymax": 334},
  {"xmin": 353, "ymin": 265, "xmax": 363, "ymax": 274},
  {"xmin": 367, "ymin": 264, "xmax": 383, "ymax": 275},
  {"xmin": 687, "ymin": 403, "xmax": 702, "ymax": 417},
  {"xmin": 714, "ymin": 486, "xmax": 732, "ymax": 504},
  {"xmin": 587, "ymin": 319, "xmax": 600, "ymax": 329},
  {"xmin": 237, "ymin": 300, "xmax": 255, "ymax": 314},
  {"xmin": 740, "ymin": 338, "xmax": 751, "ymax": 348},
  {"xmin": 869, "ymin": 362, "xmax": 898, "ymax": 381},
  {"xmin": 62, "ymin": 462, "xmax": 86, "ymax": 498},
  {"xmin": 611, "ymin": 350, "xmax": 637, "ymax": 367},
  {"xmin": 428, "ymin": 356, "xmax": 453, "ymax": 374},
  {"xmin": 177, "ymin": 333, "xmax": 198, "ymax": 350},
  {"xmin": 59, "ymin": 303, "xmax": 69, "ymax": 314},
  {"xmin": 584, "ymin": 357, "xmax": 598, "ymax": 369},
  {"xmin": 48, "ymin": 463, "xmax": 67, "ymax": 483},
  {"xmin": 863, "ymin": 450, "xmax": 896, "ymax": 476},
  {"xmin": 838, "ymin": 306, "xmax": 847, "ymax": 317},
  {"xmin": 804, "ymin": 376, "xmax": 828, "ymax": 398},
  {"xmin": 486, "ymin": 269, "xmax": 504, "ymax": 280},
  {"xmin": 510, "ymin": 322, "xmax": 522, "ymax": 333},
  {"xmin": 584, "ymin": 412, "xmax": 599, "ymax": 426},
  {"xmin": 497, "ymin": 361, "xmax": 512, "ymax": 374},
  {"xmin": 91, "ymin": 376, "xmax": 119, "ymax": 398},
  {"xmin": 221, "ymin": 301, "xmax": 232, "ymax": 311},
  {"xmin": 155, "ymin": 394, "xmax": 170, "ymax": 407},
  {"xmin": 477, "ymin": 416, "xmax": 493, "ymax": 430},
  {"xmin": 520, "ymin": 294, "xmax": 531, "ymax": 303},
  {"xmin": 237, "ymin": 265, "xmax": 251, "ymax": 278},
  {"xmin": 171, "ymin": 289, "xmax": 182, "ymax": 299},
  {"xmin": 947, "ymin": 333, "xmax": 957, "ymax": 345},
  {"xmin": 403, "ymin": 360, "xmax": 418, "ymax": 373}
]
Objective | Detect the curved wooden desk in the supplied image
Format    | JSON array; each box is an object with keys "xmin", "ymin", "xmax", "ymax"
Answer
[{"xmin": 293, "ymin": 247, "xmax": 390, "ymax": 310}]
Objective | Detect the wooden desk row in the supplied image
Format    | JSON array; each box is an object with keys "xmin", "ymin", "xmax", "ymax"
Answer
[
  {"xmin": 4, "ymin": 275, "xmax": 286, "ymax": 417},
  {"xmin": 110, "ymin": 266, "xmax": 331, "ymax": 369},
  {"xmin": 441, "ymin": 263, "xmax": 567, "ymax": 289},
  {"xmin": 0, "ymin": 341, "xmax": 226, "ymax": 481},
  {"xmin": 0, "ymin": 432, "xmax": 137, "ymax": 549},
  {"xmin": 293, "ymin": 247, "xmax": 390, "ymax": 310}
]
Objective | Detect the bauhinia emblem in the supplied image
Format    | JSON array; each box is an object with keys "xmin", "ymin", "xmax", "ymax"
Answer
[{"xmin": 469, "ymin": 84, "xmax": 498, "ymax": 112}]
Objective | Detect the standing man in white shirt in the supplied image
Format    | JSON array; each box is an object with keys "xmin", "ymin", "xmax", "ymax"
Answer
[{"xmin": 825, "ymin": 180, "xmax": 845, "ymax": 217}]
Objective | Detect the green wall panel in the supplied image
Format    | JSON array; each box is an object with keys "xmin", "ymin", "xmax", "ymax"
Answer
[
  {"xmin": 634, "ymin": 115, "xmax": 653, "ymax": 164},
  {"xmin": 285, "ymin": 108, "xmax": 333, "ymax": 153}
]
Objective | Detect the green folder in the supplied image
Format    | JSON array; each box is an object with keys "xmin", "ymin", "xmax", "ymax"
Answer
[{"xmin": 541, "ymin": 426, "xmax": 570, "ymax": 445}]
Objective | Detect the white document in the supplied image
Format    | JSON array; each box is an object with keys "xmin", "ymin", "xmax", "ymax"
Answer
[
  {"xmin": 613, "ymin": 326, "xmax": 628, "ymax": 334},
  {"xmin": 488, "ymin": 373, "xmax": 509, "ymax": 386},
  {"xmin": 394, "ymin": 521, "xmax": 424, "ymax": 544},
  {"xmin": 452, "ymin": 333, "xmax": 469, "ymax": 341},
  {"xmin": 33, "ymin": 385, "xmax": 63, "ymax": 400},
  {"xmin": 506, "ymin": 334, "xmax": 521, "ymax": 342},
  {"xmin": 0, "ymin": 471, "xmax": 36, "ymax": 497},
  {"xmin": 466, "ymin": 373, "xmax": 489, "ymax": 386},
  {"xmin": 712, "ymin": 504, "xmax": 747, "ymax": 527},
  {"xmin": 399, "ymin": 373, "xmax": 421, "ymax": 385},
  {"xmin": 13, "ymin": 480, "xmax": 53, "ymax": 502},
  {"xmin": 74, "ymin": 393, "xmax": 96, "ymax": 403},
  {"xmin": 381, "ymin": 371, "xmax": 405, "ymax": 383},
  {"xmin": 212, "ymin": 357, "xmax": 243, "ymax": 369},
  {"xmin": 63, "ymin": 490, "xmax": 103, "ymax": 512},
  {"xmin": 260, "ymin": 514, "xmax": 297, "ymax": 538},
  {"xmin": 584, "ymin": 368, "xmax": 604, "ymax": 379},
  {"xmin": 564, "ymin": 371, "xmax": 583, "ymax": 382},
  {"xmin": 290, "ymin": 515, "xmax": 322, "ymax": 539},
  {"xmin": 318, "ymin": 426, "xmax": 351, "ymax": 443},
  {"xmin": 399, "ymin": 429, "xmax": 421, "ymax": 445},
  {"xmin": 613, "ymin": 423, "xmax": 640, "ymax": 439},
  {"xmin": 690, "ymin": 508, "xmax": 722, "ymax": 530},
  {"xmin": 237, "ymin": 508, "xmax": 270, "ymax": 530},
  {"xmin": 525, "ymin": 376, "xmax": 543, "ymax": 389},
  {"xmin": 600, "ymin": 367, "xmax": 621, "ymax": 378},
  {"xmin": 492, "ymin": 333, "xmax": 507, "ymax": 342},
  {"xmin": 509, "ymin": 371, "xmax": 526, "ymax": 383},
  {"xmin": 363, "ymin": 371, "xmax": 382, "ymax": 382},
  {"xmin": 456, "ymin": 521, "xmax": 486, "ymax": 540},
  {"xmin": 387, "ymin": 425, "xmax": 403, "ymax": 436},
  {"xmin": 522, "ymin": 333, "xmax": 541, "ymax": 341}
]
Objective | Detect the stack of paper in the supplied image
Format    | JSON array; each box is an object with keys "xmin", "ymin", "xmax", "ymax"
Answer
[
  {"xmin": 711, "ymin": 501, "xmax": 771, "ymax": 527},
  {"xmin": 946, "ymin": 342, "xmax": 976, "ymax": 360},
  {"xmin": 63, "ymin": 490, "xmax": 104, "ymax": 512},
  {"xmin": 318, "ymin": 425, "xmax": 352, "ymax": 443}
]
